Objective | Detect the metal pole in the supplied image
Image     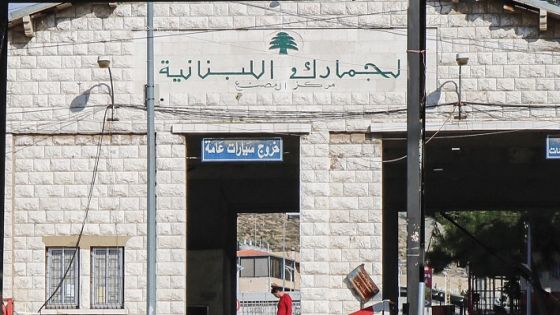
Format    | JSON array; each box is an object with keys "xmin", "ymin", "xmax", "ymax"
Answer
[
  {"xmin": 458, "ymin": 65, "xmax": 462, "ymax": 120},
  {"xmin": 398, "ymin": 261, "xmax": 401, "ymax": 314},
  {"xmin": 406, "ymin": 0, "xmax": 426, "ymax": 313},
  {"xmin": 146, "ymin": 2, "xmax": 157, "ymax": 315},
  {"xmin": 0, "ymin": 1, "xmax": 9, "ymax": 311},
  {"xmin": 108, "ymin": 67, "xmax": 116, "ymax": 121},
  {"xmin": 527, "ymin": 221, "xmax": 532, "ymax": 315},
  {"xmin": 282, "ymin": 215, "xmax": 286, "ymax": 291}
]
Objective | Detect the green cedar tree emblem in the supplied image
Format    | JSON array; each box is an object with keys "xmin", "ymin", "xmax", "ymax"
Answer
[{"xmin": 269, "ymin": 32, "xmax": 298, "ymax": 55}]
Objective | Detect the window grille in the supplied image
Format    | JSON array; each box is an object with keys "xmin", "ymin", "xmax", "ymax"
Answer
[
  {"xmin": 91, "ymin": 247, "xmax": 124, "ymax": 309},
  {"xmin": 46, "ymin": 248, "xmax": 79, "ymax": 309}
]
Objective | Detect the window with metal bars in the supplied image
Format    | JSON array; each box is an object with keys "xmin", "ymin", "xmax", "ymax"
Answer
[
  {"xmin": 91, "ymin": 247, "xmax": 124, "ymax": 309},
  {"xmin": 46, "ymin": 247, "xmax": 79, "ymax": 309}
]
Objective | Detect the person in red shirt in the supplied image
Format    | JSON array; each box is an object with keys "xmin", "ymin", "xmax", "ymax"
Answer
[{"xmin": 271, "ymin": 283, "xmax": 292, "ymax": 315}]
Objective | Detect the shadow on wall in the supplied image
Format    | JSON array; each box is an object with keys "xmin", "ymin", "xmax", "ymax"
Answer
[
  {"xmin": 427, "ymin": 88, "xmax": 442, "ymax": 106},
  {"xmin": 428, "ymin": 0, "xmax": 559, "ymax": 42},
  {"xmin": 69, "ymin": 83, "xmax": 109, "ymax": 112}
]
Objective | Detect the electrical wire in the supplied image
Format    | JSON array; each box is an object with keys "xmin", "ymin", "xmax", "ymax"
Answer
[
  {"xmin": 382, "ymin": 155, "xmax": 407, "ymax": 163},
  {"xmin": 428, "ymin": 128, "xmax": 529, "ymax": 139},
  {"xmin": 117, "ymin": 103, "xmax": 417, "ymax": 121},
  {"xmin": 4, "ymin": 2, "xmax": 560, "ymax": 309},
  {"xmin": 434, "ymin": 210, "xmax": 560, "ymax": 307},
  {"xmin": 8, "ymin": 105, "xmax": 108, "ymax": 115},
  {"xmin": 380, "ymin": 127, "xmax": 552, "ymax": 141},
  {"xmin": 437, "ymin": 211, "xmax": 515, "ymax": 270},
  {"xmin": 0, "ymin": 3, "xmax": 529, "ymax": 59},
  {"xmin": 346, "ymin": 107, "xmax": 453, "ymax": 168},
  {"xmin": 6, "ymin": 106, "xmax": 107, "ymax": 156},
  {"xmin": 466, "ymin": 101, "xmax": 560, "ymax": 110},
  {"xmin": 8, "ymin": 2, "xmax": 554, "ymax": 65},
  {"xmin": 6, "ymin": 1, "xmax": 559, "ymax": 95},
  {"xmin": 114, "ymin": 99, "xmax": 559, "ymax": 133},
  {"xmin": 5, "ymin": 11, "xmax": 559, "ymax": 106},
  {"xmin": 239, "ymin": 2, "xmax": 408, "ymax": 36},
  {"xmin": 6, "ymin": 6, "xmax": 408, "ymax": 52},
  {"xmin": 382, "ymin": 103, "xmax": 457, "ymax": 163},
  {"xmin": 7, "ymin": 2, "xmax": 560, "ymax": 60},
  {"xmin": 37, "ymin": 105, "xmax": 111, "ymax": 312},
  {"xmin": 9, "ymin": 100, "xmax": 555, "ymax": 139}
]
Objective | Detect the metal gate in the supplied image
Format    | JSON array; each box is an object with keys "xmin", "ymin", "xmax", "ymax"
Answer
[{"xmin": 239, "ymin": 292, "xmax": 301, "ymax": 315}]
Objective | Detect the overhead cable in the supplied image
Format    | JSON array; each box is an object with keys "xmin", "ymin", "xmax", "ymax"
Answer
[{"xmin": 37, "ymin": 105, "xmax": 111, "ymax": 312}]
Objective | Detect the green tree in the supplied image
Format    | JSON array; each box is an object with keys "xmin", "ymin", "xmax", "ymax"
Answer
[
  {"xmin": 269, "ymin": 32, "xmax": 298, "ymax": 55},
  {"xmin": 427, "ymin": 211, "xmax": 560, "ymax": 277},
  {"xmin": 427, "ymin": 211, "xmax": 560, "ymax": 313}
]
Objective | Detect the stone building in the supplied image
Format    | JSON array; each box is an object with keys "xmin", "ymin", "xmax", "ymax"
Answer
[{"xmin": 5, "ymin": 1, "xmax": 560, "ymax": 315}]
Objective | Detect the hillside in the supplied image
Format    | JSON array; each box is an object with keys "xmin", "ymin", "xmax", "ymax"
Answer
[{"xmin": 237, "ymin": 213, "xmax": 300, "ymax": 252}]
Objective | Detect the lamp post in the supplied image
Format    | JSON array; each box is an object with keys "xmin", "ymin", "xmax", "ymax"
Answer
[
  {"xmin": 97, "ymin": 57, "xmax": 118, "ymax": 121},
  {"xmin": 455, "ymin": 54, "xmax": 469, "ymax": 120}
]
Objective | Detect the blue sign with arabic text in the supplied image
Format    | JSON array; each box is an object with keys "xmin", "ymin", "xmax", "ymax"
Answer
[
  {"xmin": 546, "ymin": 136, "xmax": 560, "ymax": 159},
  {"xmin": 202, "ymin": 138, "xmax": 283, "ymax": 162}
]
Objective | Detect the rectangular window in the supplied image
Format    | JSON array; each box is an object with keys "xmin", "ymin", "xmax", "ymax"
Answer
[
  {"xmin": 91, "ymin": 247, "xmax": 124, "ymax": 309},
  {"xmin": 240, "ymin": 258, "xmax": 255, "ymax": 277},
  {"xmin": 254, "ymin": 257, "xmax": 269, "ymax": 277},
  {"xmin": 46, "ymin": 248, "xmax": 79, "ymax": 309},
  {"xmin": 270, "ymin": 257, "xmax": 282, "ymax": 279}
]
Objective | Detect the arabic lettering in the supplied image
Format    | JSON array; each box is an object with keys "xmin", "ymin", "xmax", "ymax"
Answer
[
  {"xmin": 320, "ymin": 66, "xmax": 330, "ymax": 79},
  {"xmin": 235, "ymin": 81, "xmax": 282, "ymax": 91},
  {"xmin": 257, "ymin": 141, "xmax": 281, "ymax": 159},
  {"xmin": 336, "ymin": 59, "xmax": 401, "ymax": 79},
  {"xmin": 290, "ymin": 60, "xmax": 317, "ymax": 79},
  {"xmin": 159, "ymin": 60, "xmax": 192, "ymax": 82},
  {"xmin": 197, "ymin": 60, "xmax": 270, "ymax": 80},
  {"xmin": 293, "ymin": 81, "xmax": 335, "ymax": 90},
  {"xmin": 224, "ymin": 141, "xmax": 257, "ymax": 156},
  {"xmin": 203, "ymin": 139, "xmax": 283, "ymax": 161},
  {"xmin": 159, "ymin": 58, "xmax": 401, "ymax": 84}
]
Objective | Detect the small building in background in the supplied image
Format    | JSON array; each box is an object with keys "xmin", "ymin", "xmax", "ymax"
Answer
[{"xmin": 238, "ymin": 248, "xmax": 300, "ymax": 293}]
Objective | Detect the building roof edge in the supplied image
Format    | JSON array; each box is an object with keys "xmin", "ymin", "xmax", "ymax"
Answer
[
  {"xmin": 8, "ymin": 3, "xmax": 64, "ymax": 25},
  {"xmin": 513, "ymin": 0, "xmax": 560, "ymax": 16}
]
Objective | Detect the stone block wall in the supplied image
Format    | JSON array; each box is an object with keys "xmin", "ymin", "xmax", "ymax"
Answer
[
  {"xmin": 5, "ymin": 1, "xmax": 560, "ymax": 314},
  {"xmin": 6, "ymin": 134, "xmax": 186, "ymax": 314},
  {"xmin": 7, "ymin": 1, "xmax": 560, "ymax": 131},
  {"xmin": 300, "ymin": 128, "xmax": 382, "ymax": 314}
]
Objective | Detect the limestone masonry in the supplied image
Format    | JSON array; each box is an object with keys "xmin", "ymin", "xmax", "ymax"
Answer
[{"xmin": 6, "ymin": 1, "xmax": 560, "ymax": 314}]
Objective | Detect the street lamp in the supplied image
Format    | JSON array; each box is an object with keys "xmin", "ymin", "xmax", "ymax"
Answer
[
  {"xmin": 455, "ymin": 53, "xmax": 469, "ymax": 120},
  {"xmin": 97, "ymin": 57, "xmax": 118, "ymax": 121}
]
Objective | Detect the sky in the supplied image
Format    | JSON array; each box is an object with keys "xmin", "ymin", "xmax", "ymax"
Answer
[{"xmin": 8, "ymin": 3, "xmax": 35, "ymax": 13}]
